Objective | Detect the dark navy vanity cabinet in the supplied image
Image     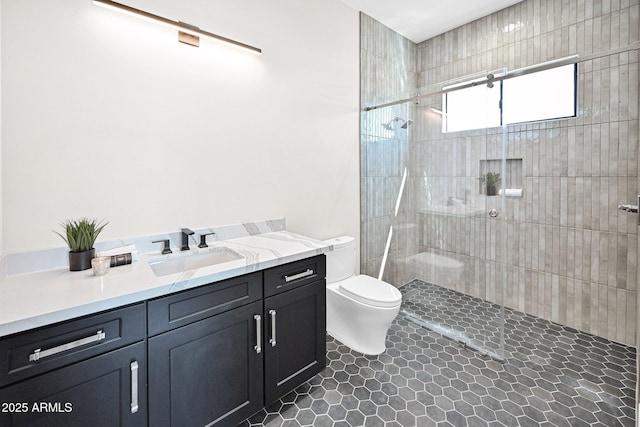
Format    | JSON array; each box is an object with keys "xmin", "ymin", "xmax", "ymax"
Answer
[
  {"xmin": 0, "ymin": 254, "xmax": 326, "ymax": 427},
  {"xmin": 147, "ymin": 272, "xmax": 265, "ymax": 427},
  {"xmin": 263, "ymin": 256, "xmax": 327, "ymax": 405},
  {"xmin": 0, "ymin": 304, "xmax": 148, "ymax": 427}
]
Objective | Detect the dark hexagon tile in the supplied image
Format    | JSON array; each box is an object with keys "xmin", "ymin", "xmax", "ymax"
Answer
[
  {"xmin": 246, "ymin": 281, "xmax": 636, "ymax": 427},
  {"xmin": 388, "ymin": 383, "xmax": 411, "ymax": 399},
  {"xmin": 521, "ymin": 405, "xmax": 546, "ymax": 423},
  {"xmin": 340, "ymin": 394, "xmax": 359, "ymax": 410},
  {"xmin": 377, "ymin": 405, "xmax": 397, "ymax": 422},
  {"xmin": 248, "ymin": 409, "xmax": 268, "ymax": 424},
  {"xmin": 389, "ymin": 395, "xmax": 407, "ymax": 411},
  {"xmin": 416, "ymin": 391, "xmax": 435, "ymax": 406},
  {"xmin": 310, "ymin": 399, "xmax": 329, "ymax": 415},
  {"xmin": 358, "ymin": 400, "xmax": 378, "ymax": 417},
  {"xmin": 328, "ymin": 404, "xmax": 347, "ymax": 421},
  {"xmin": 434, "ymin": 395, "xmax": 455, "ymax": 412},
  {"xmin": 354, "ymin": 386, "xmax": 371, "ymax": 400},
  {"xmin": 364, "ymin": 378, "xmax": 382, "ymax": 392},
  {"xmin": 313, "ymin": 414, "xmax": 334, "ymax": 427},
  {"xmin": 544, "ymin": 410, "xmax": 572, "ymax": 427},
  {"xmin": 396, "ymin": 409, "xmax": 417, "ymax": 427},
  {"xmin": 445, "ymin": 410, "xmax": 466, "ymax": 427},
  {"xmin": 526, "ymin": 395, "xmax": 551, "ymax": 412},
  {"xmin": 364, "ymin": 415, "xmax": 385, "ymax": 427},
  {"xmin": 260, "ymin": 413, "xmax": 284, "ymax": 426},
  {"xmin": 475, "ymin": 405, "xmax": 497, "ymax": 422},
  {"xmin": 480, "ymin": 395, "xmax": 502, "ymax": 412},
  {"xmin": 337, "ymin": 382, "xmax": 355, "ymax": 395},
  {"xmin": 265, "ymin": 400, "xmax": 284, "ymax": 414},
  {"xmin": 350, "ymin": 375, "xmax": 366, "ymax": 388},
  {"xmin": 294, "ymin": 408, "xmax": 315, "ymax": 425},
  {"xmin": 345, "ymin": 409, "xmax": 365, "ymax": 426},
  {"xmin": 279, "ymin": 403, "xmax": 298, "ymax": 420},
  {"xmin": 371, "ymin": 390, "xmax": 389, "ymax": 405},
  {"xmin": 407, "ymin": 400, "xmax": 427, "ymax": 417},
  {"xmin": 425, "ymin": 404, "xmax": 446, "ymax": 423},
  {"xmin": 321, "ymin": 378, "xmax": 339, "ymax": 391}
]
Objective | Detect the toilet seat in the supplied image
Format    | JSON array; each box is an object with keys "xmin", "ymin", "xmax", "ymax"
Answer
[{"xmin": 339, "ymin": 275, "xmax": 402, "ymax": 308}]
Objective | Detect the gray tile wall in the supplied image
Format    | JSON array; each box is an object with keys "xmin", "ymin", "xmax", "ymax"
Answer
[
  {"xmin": 361, "ymin": 0, "xmax": 640, "ymax": 346},
  {"xmin": 414, "ymin": 0, "xmax": 640, "ymax": 346},
  {"xmin": 360, "ymin": 14, "xmax": 416, "ymax": 281}
]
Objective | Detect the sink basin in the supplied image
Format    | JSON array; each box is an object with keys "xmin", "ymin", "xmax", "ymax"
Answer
[{"xmin": 148, "ymin": 247, "xmax": 244, "ymax": 277}]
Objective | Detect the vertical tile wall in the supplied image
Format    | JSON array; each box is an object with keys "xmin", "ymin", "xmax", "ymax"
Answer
[
  {"xmin": 361, "ymin": 0, "xmax": 640, "ymax": 346},
  {"xmin": 360, "ymin": 14, "xmax": 417, "ymax": 281},
  {"xmin": 414, "ymin": 0, "xmax": 640, "ymax": 346}
]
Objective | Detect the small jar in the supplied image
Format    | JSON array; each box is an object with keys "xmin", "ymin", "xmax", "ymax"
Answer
[{"xmin": 91, "ymin": 256, "xmax": 111, "ymax": 276}]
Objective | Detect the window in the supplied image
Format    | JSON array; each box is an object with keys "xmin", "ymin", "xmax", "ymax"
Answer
[
  {"xmin": 443, "ymin": 63, "xmax": 577, "ymax": 132},
  {"xmin": 444, "ymin": 82, "xmax": 501, "ymax": 132},
  {"xmin": 502, "ymin": 64, "xmax": 577, "ymax": 124}
]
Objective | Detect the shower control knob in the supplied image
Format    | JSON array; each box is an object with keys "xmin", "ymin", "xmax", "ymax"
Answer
[{"xmin": 489, "ymin": 209, "xmax": 499, "ymax": 218}]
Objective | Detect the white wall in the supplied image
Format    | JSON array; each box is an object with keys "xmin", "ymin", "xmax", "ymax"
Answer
[
  {"xmin": 0, "ymin": 0, "xmax": 3, "ymax": 258},
  {"xmin": 1, "ymin": 0, "xmax": 360, "ymax": 253}
]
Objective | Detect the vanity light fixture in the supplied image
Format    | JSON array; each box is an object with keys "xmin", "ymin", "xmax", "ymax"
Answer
[{"xmin": 93, "ymin": 0, "xmax": 262, "ymax": 55}]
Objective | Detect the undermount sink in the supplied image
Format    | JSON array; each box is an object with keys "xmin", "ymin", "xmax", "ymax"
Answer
[{"xmin": 148, "ymin": 247, "xmax": 244, "ymax": 277}]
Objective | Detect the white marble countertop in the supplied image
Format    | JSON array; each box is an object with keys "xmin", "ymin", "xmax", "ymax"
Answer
[{"xmin": 0, "ymin": 230, "xmax": 331, "ymax": 338}]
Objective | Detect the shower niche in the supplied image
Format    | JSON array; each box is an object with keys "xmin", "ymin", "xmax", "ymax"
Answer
[{"xmin": 479, "ymin": 158, "xmax": 523, "ymax": 196}]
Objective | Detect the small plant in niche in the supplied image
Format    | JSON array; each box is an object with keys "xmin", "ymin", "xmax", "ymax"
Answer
[
  {"xmin": 55, "ymin": 218, "xmax": 108, "ymax": 271},
  {"xmin": 481, "ymin": 172, "xmax": 501, "ymax": 196}
]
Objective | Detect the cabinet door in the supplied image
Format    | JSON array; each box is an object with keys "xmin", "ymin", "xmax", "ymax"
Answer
[
  {"xmin": 0, "ymin": 342, "xmax": 146, "ymax": 427},
  {"xmin": 264, "ymin": 280, "xmax": 326, "ymax": 404},
  {"xmin": 148, "ymin": 301, "xmax": 264, "ymax": 427}
]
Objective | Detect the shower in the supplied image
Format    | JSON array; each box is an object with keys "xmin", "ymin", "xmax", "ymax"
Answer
[{"xmin": 382, "ymin": 117, "xmax": 413, "ymax": 130}]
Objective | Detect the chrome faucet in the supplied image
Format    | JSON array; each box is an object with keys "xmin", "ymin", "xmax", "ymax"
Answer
[{"xmin": 180, "ymin": 228, "xmax": 194, "ymax": 251}]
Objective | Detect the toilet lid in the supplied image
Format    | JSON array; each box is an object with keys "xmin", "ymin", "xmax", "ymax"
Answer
[{"xmin": 339, "ymin": 275, "xmax": 402, "ymax": 308}]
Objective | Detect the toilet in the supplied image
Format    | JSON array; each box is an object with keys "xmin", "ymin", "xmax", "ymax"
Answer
[{"xmin": 324, "ymin": 236, "xmax": 402, "ymax": 355}]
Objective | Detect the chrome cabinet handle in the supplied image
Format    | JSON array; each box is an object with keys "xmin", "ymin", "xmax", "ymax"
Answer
[
  {"xmin": 130, "ymin": 361, "xmax": 139, "ymax": 414},
  {"xmin": 29, "ymin": 330, "xmax": 106, "ymax": 362},
  {"xmin": 254, "ymin": 315, "xmax": 262, "ymax": 354},
  {"xmin": 269, "ymin": 310, "xmax": 277, "ymax": 347},
  {"xmin": 284, "ymin": 269, "xmax": 314, "ymax": 282}
]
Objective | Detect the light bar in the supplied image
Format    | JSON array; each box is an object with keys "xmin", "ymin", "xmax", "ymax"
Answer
[{"xmin": 93, "ymin": 0, "xmax": 262, "ymax": 55}]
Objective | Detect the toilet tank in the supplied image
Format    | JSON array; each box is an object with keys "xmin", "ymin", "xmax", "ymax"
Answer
[{"xmin": 323, "ymin": 236, "xmax": 356, "ymax": 284}]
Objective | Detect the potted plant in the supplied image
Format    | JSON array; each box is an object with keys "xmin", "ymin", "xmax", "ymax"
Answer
[
  {"xmin": 55, "ymin": 218, "xmax": 108, "ymax": 271},
  {"xmin": 481, "ymin": 172, "xmax": 501, "ymax": 196}
]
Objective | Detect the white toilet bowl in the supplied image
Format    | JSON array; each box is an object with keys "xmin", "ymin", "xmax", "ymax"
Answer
[{"xmin": 324, "ymin": 237, "xmax": 402, "ymax": 355}]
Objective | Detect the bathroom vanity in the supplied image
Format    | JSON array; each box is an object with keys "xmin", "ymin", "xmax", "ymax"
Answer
[{"xmin": 0, "ymin": 228, "xmax": 329, "ymax": 427}]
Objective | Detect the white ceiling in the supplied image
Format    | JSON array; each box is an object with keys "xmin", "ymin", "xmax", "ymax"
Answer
[{"xmin": 340, "ymin": 0, "xmax": 523, "ymax": 43}]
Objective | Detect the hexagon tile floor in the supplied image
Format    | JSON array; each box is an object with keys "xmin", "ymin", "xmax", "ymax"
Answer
[{"xmin": 242, "ymin": 281, "xmax": 636, "ymax": 427}]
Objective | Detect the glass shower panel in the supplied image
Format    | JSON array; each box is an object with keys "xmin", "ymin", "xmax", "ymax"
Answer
[
  {"xmin": 391, "ymin": 75, "xmax": 506, "ymax": 360},
  {"xmin": 360, "ymin": 102, "xmax": 413, "ymax": 284}
]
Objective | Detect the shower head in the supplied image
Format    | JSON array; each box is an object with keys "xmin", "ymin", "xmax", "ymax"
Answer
[{"xmin": 382, "ymin": 117, "xmax": 412, "ymax": 130}]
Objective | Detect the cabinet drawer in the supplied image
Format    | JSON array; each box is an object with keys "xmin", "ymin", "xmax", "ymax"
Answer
[
  {"xmin": 264, "ymin": 255, "xmax": 326, "ymax": 297},
  {"xmin": 147, "ymin": 271, "xmax": 262, "ymax": 336},
  {"xmin": 0, "ymin": 341, "xmax": 146, "ymax": 427},
  {"xmin": 0, "ymin": 303, "xmax": 145, "ymax": 387}
]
